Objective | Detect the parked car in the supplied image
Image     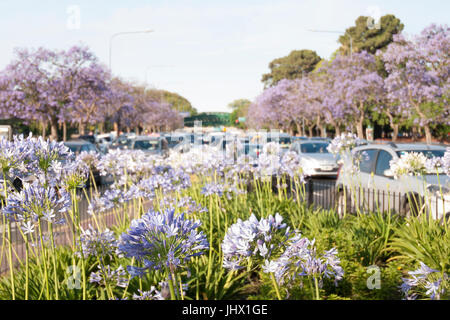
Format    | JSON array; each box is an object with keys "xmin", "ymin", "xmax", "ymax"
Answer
[
  {"xmin": 64, "ymin": 139, "xmax": 101, "ymax": 154},
  {"xmin": 126, "ymin": 136, "xmax": 169, "ymax": 156},
  {"xmin": 96, "ymin": 133, "xmax": 114, "ymax": 153},
  {"xmin": 109, "ymin": 134, "xmax": 133, "ymax": 150},
  {"xmin": 307, "ymin": 137, "xmax": 332, "ymax": 143},
  {"xmin": 290, "ymin": 141, "xmax": 339, "ymax": 177},
  {"xmin": 78, "ymin": 134, "xmax": 96, "ymax": 145},
  {"xmin": 335, "ymin": 143, "xmax": 450, "ymax": 221}
]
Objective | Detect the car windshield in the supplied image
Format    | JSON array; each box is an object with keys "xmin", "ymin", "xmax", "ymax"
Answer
[
  {"xmin": 134, "ymin": 140, "xmax": 159, "ymax": 150},
  {"xmin": 300, "ymin": 143, "xmax": 329, "ymax": 154}
]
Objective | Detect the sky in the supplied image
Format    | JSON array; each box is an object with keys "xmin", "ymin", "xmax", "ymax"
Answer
[{"xmin": 0, "ymin": 0, "xmax": 448, "ymax": 113}]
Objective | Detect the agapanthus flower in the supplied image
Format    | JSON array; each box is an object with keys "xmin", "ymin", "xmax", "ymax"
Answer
[
  {"xmin": 77, "ymin": 151, "xmax": 100, "ymax": 170},
  {"xmin": 77, "ymin": 225, "xmax": 119, "ymax": 259},
  {"xmin": 59, "ymin": 159, "xmax": 89, "ymax": 190},
  {"xmin": 442, "ymin": 148, "xmax": 450, "ymax": 176},
  {"xmin": 201, "ymin": 183, "xmax": 225, "ymax": 197},
  {"xmin": 119, "ymin": 208, "xmax": 209, "ymax": 277},
  {"xmin": 222, "ymin": 213, "xmax": 291, "ymax": 270},
  {"xmin": 400, "ymin": 262, "xmax": 448, "ymax": 300},
  {"xmin": 89, "ymin": 265, "xmax": 129, "ymax": 288},
  {"xmin": 132, "ymin": 288, "xmax": 164, "ymax": 300},
  {"xmin": 327, "ymin": 133, "xmax": 364, "ymax": 156},
  {"xmin": 262, "ymin": 235, "xmax": 344, "ymax": 287},
  {"xmin": 88, "ymin": 187, "xmax": 128, "ymax": 215},
  {"xmin": 28, "ymin": 136, "xmax": 73, "ymax": 175},
  {"xmin": 389, "ymin": 152, "xmax": 428, "ymax": 179},
  {"xmin": 0, "ymin": 135, "xmax": 31, "ymax": 177},
  {"xmin": 2, "ymin": 181, "xmax": 71, "ymax": 226}
]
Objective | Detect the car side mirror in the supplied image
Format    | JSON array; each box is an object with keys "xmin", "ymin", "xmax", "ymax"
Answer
[{"xmin": 383, "ymin": 169, "xmax": 394, "ymax": 177}]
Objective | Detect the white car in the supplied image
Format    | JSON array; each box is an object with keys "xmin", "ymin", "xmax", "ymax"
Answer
[
  {"xmin": 335, "ymin": 143, "xmax": 450, "ymax": 221},
  {"xmin": 290, "ymin": 141, "xmax": 340, "ymax": 177}
]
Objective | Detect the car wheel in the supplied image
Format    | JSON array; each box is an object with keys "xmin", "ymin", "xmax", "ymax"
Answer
[{"xmin": 336, "ymin": 189, "xmax": 351, "ymax": 218}]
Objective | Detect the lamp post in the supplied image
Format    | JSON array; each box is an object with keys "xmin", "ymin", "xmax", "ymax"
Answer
[
  {"xmin": 307, "ymin": 29, "xmax": 352, "ymax": 59},
  {"xmin": 109, "ymin": 29, "xmax": 154, "ymax": 71}
]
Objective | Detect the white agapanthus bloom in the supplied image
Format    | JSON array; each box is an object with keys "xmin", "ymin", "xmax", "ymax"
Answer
[
  {"xmin": 327, "ymin": 133, "xmax": 364, "ymax": 156},
  {"xmin": 389, "ymin": 152, "xmax": 428, "ymax": 179}
]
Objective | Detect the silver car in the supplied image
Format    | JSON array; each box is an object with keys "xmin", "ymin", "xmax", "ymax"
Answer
[
  {"xmin": 127, "ymin": 136, "xmax": 169, "ymax": 156},
  {"xmin": 290, "ymin": 141, "xmax": 339, "ymax": 177},
  {"xmin": 335, "ymin": 143, "xmax": 450, "ymax": 220}
]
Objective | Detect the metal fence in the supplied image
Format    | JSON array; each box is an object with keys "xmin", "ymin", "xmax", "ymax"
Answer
[{"xmin": 303, "ymin": 178, "xmax": 447, "ymax": 220}]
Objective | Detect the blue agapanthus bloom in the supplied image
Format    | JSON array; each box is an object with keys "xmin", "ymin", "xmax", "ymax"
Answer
[
  {"xmin": 118, "ymin": 208, "xmax": 209, "ymax": 277},
  {"xmin": 2, "ymin": 181, "xmax": 71, "ymax": 227},
  {"xmin": 0, "ymin": 135, "xmax": 31, "ymax": 177},
  {"xmin": 262, "ymin": 235, "xmax": 344, "ymax": 287},
  {"xmin": 222, "ymin": 213, "xmax": 291, "ymax": 270},
  {"xmin": 201, "ymin": 183, "xmax": 225, "ymax": 197},
  {"xmin": 89, "ymin": 265, "xmax": 129, "ymax": 288},
  {"xmin": 400, "ymin": 262, "xmax": 448, "ymax": 300},
  {"xmin": 77, "ymin": 225, "xmax": 119, "ymax": 259}
]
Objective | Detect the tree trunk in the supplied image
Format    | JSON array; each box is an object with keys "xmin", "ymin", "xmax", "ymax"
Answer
[
  {"xmin": 135, "ymin": 127, "xmax": 140, "ymax": 136},
  {"xmin": 295, "ymin": 122, "xmax": 302, "ymax": 136},
  {"xmin": 41, "ymin": 121, "xmax": 47, "ymax": 139},
  {"xmin": 114, "ymin": 122, "xmax": 119, "ymax": 136},
  {"xmin": 79, "ymin": 121, "xmax": 85, "ymax": 135},
  {"xmin": 320, "ymin": 124, "xmax": 327, "ymax": 138},
  {"xmin": 63, "ymin": 121, "xmax": 67, "ymax": 142},
  {"xmin": 99, "ymin": 122, "xmax": 104, "ymax": 134},
  {"xmin": 50, "ymin": 118, "xmax": 58, "ymax": 141},
  {"xmin": 424, "ymin": 124, "xmax": 432, "ymax": 144},
  {"xmin": 288, "ymin": 127, "xmax": 294, "ymax": 136},
  {"xmin": 356, "ymin": 115, "xmax": 365, "ymax": 140},
  {"xmin": 391, "ymin": 123, "xmax": 399, "ymax": 142},
  {"xmin": 335, "ymin": 126, "xmax": 341, "ymax": 137}
]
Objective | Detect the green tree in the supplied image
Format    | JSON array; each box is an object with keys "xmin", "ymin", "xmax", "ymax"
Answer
[
  {"xmin": 145, "ymin": 89, "xmax": 197, "ymax": 115},
  {"xmin": 262, "ymin": 50, "xmax": 322, "ymax": 87},
  {"xmin": 228, "ymin": 99, "xmax": 251, "ymax": 128},
  {"xmin": 338, "ymin": 14, "xmax": 404, "ymax": 56}
]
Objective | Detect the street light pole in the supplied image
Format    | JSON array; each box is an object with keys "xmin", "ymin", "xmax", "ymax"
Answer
[{"xmin": 109, "ymin": 29, "xmax": 154, "ymax": 72}]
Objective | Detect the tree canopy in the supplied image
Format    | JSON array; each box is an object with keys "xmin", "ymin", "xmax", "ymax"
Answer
[
  {"xmin": 261, "ymin": 49, "xmax": 322, "ymax": 87},
  {"xmin": 338, "ymin": 14, "xmax": 404, "ymax": 56}
]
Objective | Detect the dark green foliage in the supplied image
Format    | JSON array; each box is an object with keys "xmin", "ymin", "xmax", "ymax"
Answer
[
  {"xmin": 338, "ymin": 14, "xmax": 404, "ymax": 55},
  {"xmin": 262, "ymin": 49, "xmax": 322, "ymax": 87}
]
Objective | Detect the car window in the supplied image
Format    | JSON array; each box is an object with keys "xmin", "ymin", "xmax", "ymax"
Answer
[
  {"xmin": 134, "ymin": 140, "xmax": 159, "ymax": 150},
  {"xmin": 356, "ymin": 149, "xmax": 378, "ymax": 174},
  {"xmin": 300, "ymin": 143, "xmax": 329, "ymax": 154},
  {"xmin": 375, "ymin": 150, "xmax": 393, "ymax": 176},
  {"xmin": 80, "ymin": 144, "xmax": 96, "ymax": 152},
  {"xmin": 396, "ymin": 150, "xmax": 445, "ymax": 158}
]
